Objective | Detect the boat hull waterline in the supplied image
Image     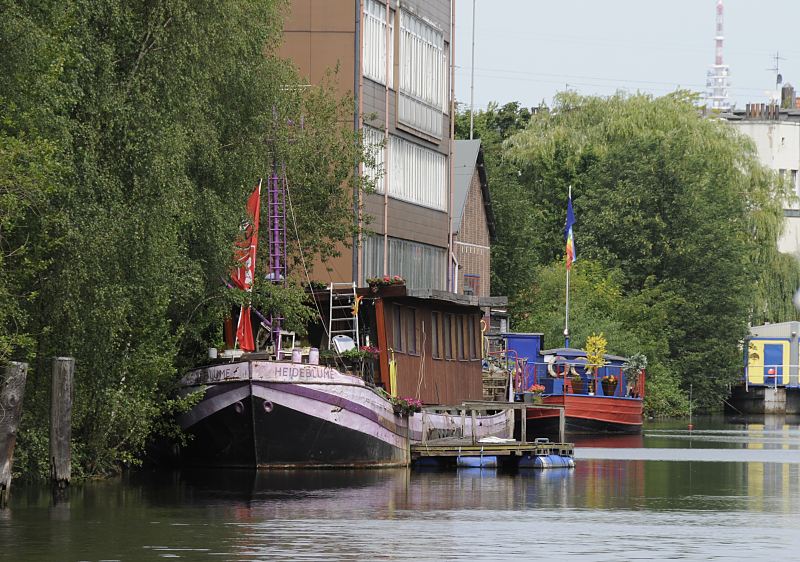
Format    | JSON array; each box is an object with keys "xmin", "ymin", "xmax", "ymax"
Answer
[
  {"xmin": 177, "ymin": 360, "xmax": 512, "ymax": 468},
  {"xmin": 525, "ymin": 394, "xmax": 643, "ymax": 436}
]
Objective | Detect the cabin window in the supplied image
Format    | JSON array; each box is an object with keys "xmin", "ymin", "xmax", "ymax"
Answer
[
  {"xmin": 468, "ymin": 314, "xmax": 477, "ymax": 359},
  {"xmin": 431, "ymin": 312, "xmax": 441, "ymax": 358},
  {"xmin": 456, "ymin": 315, "xmax": 465, "ymax": 360},
  {"xmin": 443, "ymin": 314, "xmax": 452, "ymax": 359},
  {"xmin": 393, "ymin": 306, "xmax": 403, "ymax": 352},
  {"xmin": 406, "ymin": 308, "xmax": 417, "ymax": 355}
]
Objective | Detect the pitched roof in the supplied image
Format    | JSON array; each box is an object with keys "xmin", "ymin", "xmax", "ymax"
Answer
[{"xmin": 452, "ymin": 139, "xmax": 496, "ymax": 240}]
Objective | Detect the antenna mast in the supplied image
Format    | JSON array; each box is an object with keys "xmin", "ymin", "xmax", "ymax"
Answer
[{"xmin": 706, "ymin": 0, "xmax": 730, "ymax": 111}]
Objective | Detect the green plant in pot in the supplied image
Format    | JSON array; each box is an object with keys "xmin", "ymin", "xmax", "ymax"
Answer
[
  {"xmin": 585, "ymin": 333, "xmax": 608, "ymax": 393},
  {"xmin": 622, "ymin": 352, "xmax": 647, "ymax": 398}
]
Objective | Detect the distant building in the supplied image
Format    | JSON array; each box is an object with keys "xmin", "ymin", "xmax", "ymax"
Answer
[
  {"xmin": 725, "ymin": 91, "xmax": 800, "ymax": 255},
  {"xmin": 280, "ymin": 0, "xmax": 455, "ymax": 290},
  {"xmin": 452, "ymin": 140, "xmax": 495, "ymax": 297}
]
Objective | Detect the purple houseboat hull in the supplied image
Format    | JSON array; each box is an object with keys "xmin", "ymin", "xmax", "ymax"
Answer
[{"xmin": 177, "ymin": 360, "xmax": 511, "ymax": 469}]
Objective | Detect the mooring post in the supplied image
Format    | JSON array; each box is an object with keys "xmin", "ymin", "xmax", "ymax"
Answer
[
  {"xmin": 0, "ymin": 362, "xmax": 28, "ymax": 506},
  {"xmin": 50, "ymin": 357, "xmax": 74, "ymax": 490}
]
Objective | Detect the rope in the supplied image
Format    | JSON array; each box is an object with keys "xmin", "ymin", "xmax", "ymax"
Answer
[{"xmin": 283, "ymin": 175, "xmax": 349, "ymax": 373}]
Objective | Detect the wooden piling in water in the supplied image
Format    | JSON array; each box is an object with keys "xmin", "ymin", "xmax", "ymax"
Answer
[
  {"xmin": 0, "ymin": 362, "xmax": 28, "ymax": 506},
  {"xmin": 50, "ymin": 357, "xmax": 74, "ymax": 490}
]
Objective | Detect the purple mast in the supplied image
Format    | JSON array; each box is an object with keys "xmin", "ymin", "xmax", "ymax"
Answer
[{"xmin": 266, "ymin": 166, "xmax": 288, "ymax": 353}]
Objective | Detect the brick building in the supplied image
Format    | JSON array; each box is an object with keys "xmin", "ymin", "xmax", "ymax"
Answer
[{"xmin": 452, "ymin": 139, "xmax": 495, "ymax": 297}]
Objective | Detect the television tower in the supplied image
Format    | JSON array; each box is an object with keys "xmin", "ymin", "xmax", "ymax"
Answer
[{"xmin": 706, "ymin": 0, "xmax": 731, "ymax": 111}]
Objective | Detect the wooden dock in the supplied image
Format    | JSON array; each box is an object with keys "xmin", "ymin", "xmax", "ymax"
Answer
[{"xmin": 412, "ymin": 400, "xmax": 574, "ymax": 469}]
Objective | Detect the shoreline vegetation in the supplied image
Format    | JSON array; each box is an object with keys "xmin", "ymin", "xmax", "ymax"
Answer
[{"xmin": 2, "ymin": 3, "xmax": 797, "ymax": 479}]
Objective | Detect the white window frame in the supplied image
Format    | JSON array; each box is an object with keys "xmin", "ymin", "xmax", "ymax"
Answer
[
  {"xmin": 398, "ymin": 10, "xmax": 446, "ymax": 138},
  {"xmin": 363, "ymin": 0, "xmax": 394, "ymax": 88}
]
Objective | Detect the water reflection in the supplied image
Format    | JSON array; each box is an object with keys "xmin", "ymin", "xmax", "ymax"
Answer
[{"xmin": 2, "ymin": 417, "xmax": 800, "ymax": 560}]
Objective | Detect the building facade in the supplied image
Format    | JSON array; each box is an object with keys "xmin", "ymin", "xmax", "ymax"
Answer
[
  {"xmin": 726, "ymin": 101, "xmax": 800, "ymax": 255},
  {"xmin": 281, "ymin": 0, "xmax": 454, "ymax": 290},
  {"xmin": 452, "ymin": 139, "xmax": 494, "ymax": 297}
]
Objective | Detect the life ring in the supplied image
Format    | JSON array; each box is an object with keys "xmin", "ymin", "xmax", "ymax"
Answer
[{"xmin": 547, "ymin": 356, "xmax": 568, "ymax": 378}]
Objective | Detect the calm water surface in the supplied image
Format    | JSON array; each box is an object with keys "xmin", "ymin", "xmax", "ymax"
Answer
[{"xmin": 3, "ymin": 416, "xmax": 800, "ymax": 561}]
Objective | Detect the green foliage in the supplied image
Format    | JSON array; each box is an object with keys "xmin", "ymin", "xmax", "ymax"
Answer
[
  {"xmin": 2, "ymin": 0, "xmax": 368, "ymax": 477},
  {"xmin": 585, "ymin": 333, "xmax": 607, "ymax": 373},
  {"xmin": 493, "ymin": 91, "xmax": 798, "ymax": 413}
]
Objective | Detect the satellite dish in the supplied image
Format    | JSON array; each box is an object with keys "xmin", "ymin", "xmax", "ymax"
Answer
[{"xmin": 778, "ymin": 73, "xmax": 783, "ymax": 85}]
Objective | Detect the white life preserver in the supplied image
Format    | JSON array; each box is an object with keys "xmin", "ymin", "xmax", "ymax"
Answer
[{"xmin": 547, "ymin": 356, "xmax": 568, "ymax": 378}]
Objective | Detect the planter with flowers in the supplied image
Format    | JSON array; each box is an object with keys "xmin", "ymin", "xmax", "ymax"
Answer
[
  {"xmin": 524, "ymin": 384, "xmax": 546, "ymax": 404},
  {"xmin": 391, "ymin": 396, "xmax": 423, "ymax": 416},
  {"xmin": 601, "ymin": 374, "xmax": 618, "ymax": 397},
  {"xmin": 366, "ymin": 275, "xmax": 407, "ymax": 296}
]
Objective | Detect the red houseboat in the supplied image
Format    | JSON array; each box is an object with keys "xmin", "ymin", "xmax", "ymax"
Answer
[{"xmin": 498, "ymin": 333, "xmax": 645, "ymax": 436}]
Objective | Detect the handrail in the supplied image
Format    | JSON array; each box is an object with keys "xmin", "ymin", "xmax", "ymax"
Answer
[{"xmin": 514, "ymin": 360, "xmax": 646, "ymax": 399}]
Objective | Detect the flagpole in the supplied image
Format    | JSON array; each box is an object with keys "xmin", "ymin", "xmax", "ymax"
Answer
[
  {"xmin": 564, "ymin": 185, "xmax": 572, "ymax": 348},
  {"xmin": 565, "ymin": 265, "xmax": 570, "ymax": 348}
]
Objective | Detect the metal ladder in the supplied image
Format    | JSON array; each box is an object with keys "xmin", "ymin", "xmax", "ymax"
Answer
[{"xmin": 327, "ymin": 282, "xmax": 360, "ymax": 349}]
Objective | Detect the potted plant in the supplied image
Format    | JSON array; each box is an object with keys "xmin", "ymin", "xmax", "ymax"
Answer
[
  {"xmin": 601, "ymin": 374, "xmax": 618, "ymax": 396},
  {"xmin": 391, "ymin": 396, "xmax": 423, "ymax": 416},
  {"xmin": 585, "ymin": 332, "xmax": 607, "ymax": 393},
  {"xmin": 525, "ymin": 384, "xmax": 546, "ymax": 404},
  {"xmin": 622, "ymin": 352, "xmax": 647, "ymax": 398},
  {"xmin": 366, "ymin": 275, "xmax": 406, "ymax": 294}
]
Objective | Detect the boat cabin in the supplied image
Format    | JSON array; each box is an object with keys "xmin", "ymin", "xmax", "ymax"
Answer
[{"xmin": 310, "ymin": 285, "xmax": 507, "ymax": 405}]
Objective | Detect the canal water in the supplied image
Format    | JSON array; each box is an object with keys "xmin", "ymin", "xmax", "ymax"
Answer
[{"xmin": 3, "ymin": 416, "xmax": 800, "ymax": 561}]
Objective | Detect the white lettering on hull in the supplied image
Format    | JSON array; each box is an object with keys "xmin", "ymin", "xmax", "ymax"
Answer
[{"xmin": 179, "ymin": 361, "xmax": 364, "ymax": 387}]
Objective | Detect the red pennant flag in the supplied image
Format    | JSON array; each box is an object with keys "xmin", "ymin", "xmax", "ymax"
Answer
[
  {"xmin": 232, "ymin": 181, "xmax": 261, "ymax": 352},
  {"xmin": 231, "ymin": 181, "xmax": 262, "ymax": 291}
]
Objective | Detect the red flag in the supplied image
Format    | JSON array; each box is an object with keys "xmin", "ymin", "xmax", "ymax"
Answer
[
  {"xmin": 236, "ymin": 305, "xmax": 255, "ymax": 352},
  {"xmin": 231, "ymin": 181, "xmax": 262, "ymax": 291},
  {"xmin": 232, "ymin": 181, "xmax": 261, "ymax": 351}
]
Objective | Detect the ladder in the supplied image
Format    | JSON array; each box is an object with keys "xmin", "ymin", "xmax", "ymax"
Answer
[{"xmin": 327, "ymin": 282, "xmax": 360, "ymax": 349}]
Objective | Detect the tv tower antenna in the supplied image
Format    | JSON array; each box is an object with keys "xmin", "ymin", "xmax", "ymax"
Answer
[{"xmin": 706, "ymin": 0, "xmax": 730, "ymax": 111}]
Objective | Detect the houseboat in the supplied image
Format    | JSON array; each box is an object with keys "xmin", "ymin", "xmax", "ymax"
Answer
[
  {"xmin": 176, "ymin": 285, "xmax": 512, "ymax": 468},
  {"xmin": 496, "ymin": 333, "xmax": 645, "ymax": 435},
  {"xmin": 729, "ymin": 321, "xmax": 800, "ymax": 415}
]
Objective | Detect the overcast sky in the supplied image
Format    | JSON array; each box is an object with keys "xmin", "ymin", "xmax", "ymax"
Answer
[{"xmin": 454, "ymin": 0, "xmax": 800, "ymax": 111}]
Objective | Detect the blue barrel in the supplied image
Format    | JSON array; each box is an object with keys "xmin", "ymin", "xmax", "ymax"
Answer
[
  {"xmin": 519, "ymin": 454, "xmax": 575, "ymax": 469},
  {"xmin": 457, "ymin": 456, "xmax": 498, "ymax": 468}
]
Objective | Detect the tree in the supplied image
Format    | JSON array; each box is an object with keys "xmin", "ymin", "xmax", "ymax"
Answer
[
  {"xmin": 2, "ymin": 0, "xmax": 368, "ymax": 476},
  {"xmin": 503, "ymin": 91, "xmax": 797, "ymax": 409}
]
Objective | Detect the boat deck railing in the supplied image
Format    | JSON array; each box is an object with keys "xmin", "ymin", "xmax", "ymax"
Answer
[
  {"xmin": 485, "ymin": 353, "xmax": 645, "ymax": 400},
  {"xmin": 421, "ymin": 400, "xmax": 567, "ymax": 445}
]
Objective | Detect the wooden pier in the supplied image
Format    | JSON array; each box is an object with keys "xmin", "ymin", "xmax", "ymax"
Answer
[{"xmin": 412, "ymin": 401, "xmax": 574, "ymax": 469}]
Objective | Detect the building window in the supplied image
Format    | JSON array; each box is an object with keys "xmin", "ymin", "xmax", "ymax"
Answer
[
  {"xmin": 393, "ymin": 306, "xmax": 403, "ymax": 352},
  {"xmin": 443, "ymin": 314, "xmax": 452, "ymax": 359},
  {"xmin": 363, "ymin": 0, "xmax": 394, "ymax": 88},
  {"xmin": 431, "ymin": 312, "xmax": 440, "ymax": 358},
  {"xmin": 362, "ymin": 126, "xmax": 385, "ymax": 194},
  {"xmin": 398, "ymin": 10, "xmax": 446, "ymax": 138},
  {"xmin": 362, "ymin": 234, "xmax": 447, "ymax": 290},
  {"xmin": 406, "ymin": 308, "xmax": 417, "ymax": 354},
  {"xmin": 389, "ymin": 135, "xmax": 447, "ymax": 210},
  {"xmin": 463, "ymin": 274, "xmax": 480, "ymax": 296}
]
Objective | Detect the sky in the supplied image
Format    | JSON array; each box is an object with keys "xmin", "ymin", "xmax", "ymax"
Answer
[{"xmin": 453, "ymin": 0, "xmax": 800, "ymax": 112}]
